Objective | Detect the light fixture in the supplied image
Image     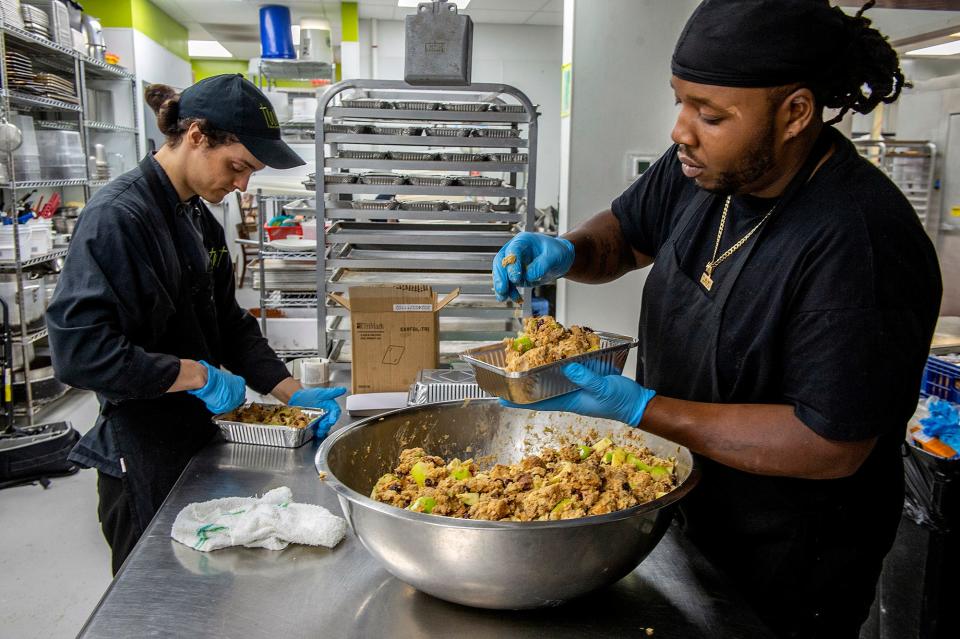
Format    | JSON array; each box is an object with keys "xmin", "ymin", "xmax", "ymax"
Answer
[
  {"xmin": 905, "ymin": 40, "xmax": 960, "ymax": 56},
  {"xmin": 398, "ymin": 0, "xmax": 471, "ymax": 8},
  {"xmin": 188, "ymin": 40, "xmax": 232, "ymax": 58}
]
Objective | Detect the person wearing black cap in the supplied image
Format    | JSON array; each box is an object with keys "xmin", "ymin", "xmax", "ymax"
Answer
[
  {"xmin": 493, "ymin": 1, "xmax": 941, "ymax": 636},
  {"xmin": 46, "ymin": 74, "xmax": 345, "ymax": 573}
]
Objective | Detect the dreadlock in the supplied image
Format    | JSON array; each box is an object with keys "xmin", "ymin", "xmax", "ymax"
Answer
[{"xmin": 816, "ymin": 1, "xmax": 909, "ymax": 125}]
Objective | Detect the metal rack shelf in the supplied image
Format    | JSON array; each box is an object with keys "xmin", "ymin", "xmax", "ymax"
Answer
[
  {"xmin": 17, "ymin": 327, "xmax": 48, "ymax": 345},
  {"xmin": 326, "ymin": 107, "xmax": 532, "ymax": 124},
  {"xmin": 0, "ymin": 178, "xmax": 86, "ymax": 189},
  {"xmin": 1, "ymin": 23, "xmax": 76, "ymax": 58},
  {"xmin": 325, "ymin": 158, "xmax": 526, "ymax": 173},
  {"xmin": 1, "ymin": 89, "xmax": 82, "ymax": 112},
  {"xmin": 324, "ymin": 184, "xmax": 524, "ymax": 197},
  {"xmin": 248, "ymin": 80, "xmax": 539, "ymax": 366},
  {"xmin": 257, "ymin": 58, "xmax": 334, "ymax": 82},
  {"xmin": 0, "ymin": 247, "xmax": 69, "ymax": 271},
  {"xmin": 325, "ymin": 133, "xmax": 527, "ymax": 148},
  {"xmin": 84, "ymin": 121, "xmax": 137, "ymax": 133},
  {"xmin": 80, "ymin": 55, "xmax": 135, "ymax": 79},
  {"xmin": 324, "ymin": 207, "xmax": 523, "ymax": 223}
]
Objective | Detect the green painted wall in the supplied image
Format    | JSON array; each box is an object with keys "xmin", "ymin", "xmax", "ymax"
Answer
[
  {"xmin": 192, "ymin": 59, "xmax": 249, "ymax": 83},
  {"xmin": 80, "ymin": 0, "xmax": 188, "ymax": 61}
]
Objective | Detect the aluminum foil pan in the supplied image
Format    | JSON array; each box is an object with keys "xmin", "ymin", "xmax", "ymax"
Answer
[
  {"xmin": 429, "ymin": 127, "xmax": 474, "ymax": 137},
  {"xmin": 325, "ymin": 173, "xmax": 358, "ymax": 184},
  {"xmin": 342, "ymin": 98, "xmax": 391, "ymax": 109},
  {"xmin": 408, "ymin": 175, "xmax": 455, "ymax": 187},
  {"xmin": 359, "ymin": 172, "xmax": 406, "ymax": 185},
  {"xmin": 460, "ymin": 331, "xmax": 639, "ymax": 404},
  {"xmin": 373, "ymin": 126, "xmax": 425, "ymax": 136},
  {"xmin": 407, "ymin": 368, "xmax": 493, "ymax": 405},
  {"xmin": 492, "ymin": 104, "xmax": 528, "ymax": 113},
  {"xmin": 399, "ymin": 200, "xmax": 448, "ymax": 211},
  {"xmin": 473, "ymin": 128, "xmax": 519, "ymax": 139},
  {"xmin": 441, "ymin": 102, "xmax": 489, "ymax": 112},
  {"xmin": 448, "ymin": 201, "xmax": 492, "ymax": 213},
  {"xmin": 389, "ymin": 151, "xmax": 435, "ymax": 162},
  {"xmin": 324, "ymin": 124, "xmax": 373, "ymax": 135},
  {"xmin": 213, "ymin": 405, "xmax": 326, "ymax": 448},
  {"xmin": 440, "ymin": 152, "xmax": 487, "ymax": 162},
  {"xmin": 394, "ymin": 100, "xmax": 439, "ymax": 110},
  {"xmin": 456, "ymin": 176, "xmax": 502, "ymax": 187},
  {"xmin": 491, "ymin": 153, "xmax": 528, "ymax": 163},
  {"xmin": 338, "ymin": 150, "xmax": 388, "ymax": 160},
  {"xmin": 352, "ymin": 199, "xmax": 398, "ymax": 210}
]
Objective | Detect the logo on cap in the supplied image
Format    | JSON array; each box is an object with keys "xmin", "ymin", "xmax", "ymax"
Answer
[{"xmin": 259, "ymin": 104, "xmax": 280, "ymax": 129}]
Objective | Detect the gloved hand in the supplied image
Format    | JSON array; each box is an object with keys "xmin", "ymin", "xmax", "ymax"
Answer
[
  {"xmin": 188, "ymin": 360, "xmax": 247, "ymax": 414},
  {"xmin": 290, "ymin": 387, "xmax": 347, "ymax": 438},
  {"xmin": 493, "ymin": 232, "xmax": 575, "ymax": 302},
  {"xmin": 502, "ymin": 363, "xmax": 656, "ymax": 427}
]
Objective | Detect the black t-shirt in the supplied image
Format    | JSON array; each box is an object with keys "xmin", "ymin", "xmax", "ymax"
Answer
[{"xmin": 612, "ymin": 127, "xmax": 942, "ymax": 443}]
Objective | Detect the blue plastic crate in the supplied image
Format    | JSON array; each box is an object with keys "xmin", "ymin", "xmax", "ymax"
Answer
[{"xmin": 921, "ymin": 355, "xmax": 960, "ymax": 403}]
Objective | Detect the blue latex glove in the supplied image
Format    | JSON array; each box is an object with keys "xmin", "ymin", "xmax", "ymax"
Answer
[
  {"xmin": 290, "ymin": 387, "xmax": 347, "ymax": 438},
  {"xmin": 187, "ymin": 360, "xmax": 247, "ymax": 414},
  {"xmin": 493, "ymin": 232, "xmax": 575, "ymax": 302},
  {"xmin": 502, "ymin": 363, "xmax": 656, "ymax": 427}
]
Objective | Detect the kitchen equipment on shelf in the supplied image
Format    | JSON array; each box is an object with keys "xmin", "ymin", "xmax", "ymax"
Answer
[
  {"xmin": 0, "ymin": 273, "xmax": 47, "ymax": 331},
  {"xmin": 37, "ymin": 129, "xmax": 85, "ymax": 179},
  {"xmin": 316, "ymin": 400, "xmax": 699, "ymax": 609},
  {"xmin": 259, "ymin": 5, "xmax": 296, "ymax": 59},
  {"xmin": 81, "ymin": 13, "xmax": 106, "ymax": 60}
]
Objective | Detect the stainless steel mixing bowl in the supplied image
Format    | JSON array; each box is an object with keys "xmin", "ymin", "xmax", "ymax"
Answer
[{"xmin": 316, "ymin": 399, "xmax": 699, "ymax": 610}]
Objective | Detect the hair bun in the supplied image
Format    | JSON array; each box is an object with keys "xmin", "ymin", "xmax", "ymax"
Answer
[{"xmin": 144, "ymin": 84, "xmax": 178, "ymax": 115}]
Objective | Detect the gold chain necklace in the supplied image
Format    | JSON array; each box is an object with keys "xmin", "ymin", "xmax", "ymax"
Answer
[{"xmin": 699, "ymin": 195, "xmax": 777, "ymax": 291}]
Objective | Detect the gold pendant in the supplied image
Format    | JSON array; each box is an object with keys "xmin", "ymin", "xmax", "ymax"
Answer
[{"xmin": 700, "ymin": 271, "xmax": 714, "ymax": 291}]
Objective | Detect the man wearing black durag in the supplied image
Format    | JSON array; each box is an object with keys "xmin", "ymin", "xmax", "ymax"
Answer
[{"xmin": 492, "ymin": 1, "xmax": 943, "ymax": 637}]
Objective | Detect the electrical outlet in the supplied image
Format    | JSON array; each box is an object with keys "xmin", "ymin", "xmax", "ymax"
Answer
[{"xmin": 626, "ymin": 154, "xmax": 654, "ymax": 184}]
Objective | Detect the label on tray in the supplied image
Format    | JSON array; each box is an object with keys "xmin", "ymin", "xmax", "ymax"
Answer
[{"xmin": 393, "ymin": 303, "xmax": 433, "ymax": 312}]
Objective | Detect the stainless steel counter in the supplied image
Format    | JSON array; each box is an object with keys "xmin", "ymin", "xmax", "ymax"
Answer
[{"xmin": 78, "ymin": 383, "xmax": 775, "ymax": 639}]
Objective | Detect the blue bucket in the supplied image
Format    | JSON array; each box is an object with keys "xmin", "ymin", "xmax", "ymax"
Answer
[{"xmin": 260, "ymin": 5, "xmax": 296, "ymax": 59}]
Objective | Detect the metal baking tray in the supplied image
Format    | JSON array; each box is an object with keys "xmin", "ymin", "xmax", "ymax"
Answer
[
  {"xmin": 440, "ymin": 152, "xmax": 487, "ymax": 162},
  {"xmin": 490, "ymin": 153, "xmax": 528, "ymax": 163},
  {"xmin": 441, "ymin": 102, "xmax": 490, "ymax": 112},
  {"xmin": 389, "ymin": 151, "xmax": 435, "ymax": 161},
  {"xmin": 399, "ymin": 200, "xmax": 449, "ymax": 211},
  {"xmin": 473, "ymin": 128, "xmax": 519, "ymax": 138},
  {"xmin": 359, "ymin": 172, "xmax": 406, "ymax": 185},
  {"xmin": 338, "ymin": 150, "xmax": 388, "ymax": 160},
  {"xmin": 408, "ymin": 368, "xmax": 493, "ymax": 405},
  {"xmin": 342, "ymin": 98, "xmax": 391, "ymax": 109},
  {"xmin": 448, "ymin": 201, "xmax": 492, "ymax": 213},
  {"xmin": 352, "ymin": 199, "xmax": 398, "ymax": 210},
  {"xmin": 394, "ymin": 100, "xmax": 439, "ymax": 110},
  {"xmin": 214, "ymin": 404, "xmax": 326, "ymax": 448},
  {"xmin": 460, "ymin": 331, "xmax": 639, "ymax": 404},
  {"xmin": 429, "ymin": 127, "xmax": 474, "ymax": 137},
  {"xmin": 407, "ymin": 175, "xmax": 456, "ymax": 186},
  {"xmin": 455, "ymin": 176, "xmax": 502, "ymax": 187},
  {"xmin": 325, "ymin": 173, "xmax": 358, "ymax": 184},
  {"xmin": 372, "ymin": 125, "xmax": 425, "ymax": 136}
]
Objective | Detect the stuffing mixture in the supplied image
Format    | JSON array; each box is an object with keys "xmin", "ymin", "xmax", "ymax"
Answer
[
  {"xmin": 224, "ymin": 403, "xmax": 314, "ymax": 429},
  {"xmin": 370, "ymin": 437, "xmax": 677, "ymax": 521},
  {"xmin": 503, "ymin": 316, "xmax": 601, "ymax": 372}
]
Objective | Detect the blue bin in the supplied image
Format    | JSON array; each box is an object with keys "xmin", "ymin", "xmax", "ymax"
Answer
[{"xmin": 260, "ymin": 5, "xmax": 295, "ymax": 59}]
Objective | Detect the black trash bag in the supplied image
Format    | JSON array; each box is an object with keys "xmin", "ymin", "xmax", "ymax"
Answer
[{"xmin": 0, "ymin": 421, "xmax": 80, "ymax": 490}]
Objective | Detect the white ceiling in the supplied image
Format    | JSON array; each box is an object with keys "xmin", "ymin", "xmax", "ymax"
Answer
[
  {"xmin": 149, "ymin": 0, "xmax": 960, "ymax": 62},
  {"xmin": 150, "ymin": 0, "xmax": 562, "ymax": 59}
]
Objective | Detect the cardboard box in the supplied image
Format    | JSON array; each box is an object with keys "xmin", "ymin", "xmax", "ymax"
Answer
[{"xmin": 329, "ymin": 285, "xmax": 459, "ymax": 394}]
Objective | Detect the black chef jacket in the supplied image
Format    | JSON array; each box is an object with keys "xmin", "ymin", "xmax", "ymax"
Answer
[
  {"xmin": 48, "ymin": 156, "xmax": 289, "ymax": 478},
  {"xmin": 612, "ymin": 126, "xmax": 941, "ymax": 636}
]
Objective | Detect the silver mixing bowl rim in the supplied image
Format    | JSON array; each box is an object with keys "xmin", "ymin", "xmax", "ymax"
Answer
[{"xmin": 315, "ymin": 399, "xmax": 701, "ymax": 531}]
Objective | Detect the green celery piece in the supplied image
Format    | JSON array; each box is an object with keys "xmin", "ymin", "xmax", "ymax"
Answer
[
  {"xmin": 627, "ymin": 453, "xmax": 671, "ymax": 480},
  {"xmin": 370, "ymin": 473, "xmax": 398, "ymax": 499},
  {"xmin": 512, "ymin": 335, "xmax": 534, "ymax": 353},
  {"xmin": 610, "ymin": 448, "xmax": 627, "ymax": 466},
  {"xmin": 450, "ymin": 466, "xmax": 471, "ymax": 480},
  {"xmin": 602, "ymin": 451, "xmax": 613, "ymax": 464},
  {"xmin": 578, "ymin": 445, "xmax": 593, "ymax": 460},
  {"xmin": 593, "ymin": 437, "xmax": 613, "ymax": 453},
  {"xmin": 408, "ymin": 496, "xmax": 436, "ymax": 514},
  {"xmin": 550, "ymin": 498, "xmax": 572, "ymax": 515},
  {"xmin": 410, "ymin": 461, "xmax": 430, "ymax": 487},
  {"xmin": 458, "ymin": 492, "xmax": 479, "ymax": 506}
]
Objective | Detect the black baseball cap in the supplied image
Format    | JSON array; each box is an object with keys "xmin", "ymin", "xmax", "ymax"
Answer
[{"xmin": 179, "ymin": 74, "xmax": 304, "ymax": 169}]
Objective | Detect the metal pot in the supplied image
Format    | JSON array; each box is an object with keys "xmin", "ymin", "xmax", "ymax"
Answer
[
  {"xmin": 316, "ymin": 400, "xmax": 699, "ymax": 610},
  {"xmin": 52, "ymin": 216, "xmax": 77, "ymax": 236},
  {"xmin": 0, "ymin": 274, "xmax": 47, "ymax": 331}
]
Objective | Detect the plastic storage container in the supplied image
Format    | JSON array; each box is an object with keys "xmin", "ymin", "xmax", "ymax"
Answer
[
  {"xmin": 921, "ymin": 355, "xmax": 960, "ymax": 403},
  {"xmin": 0, "ymin": 226, "xmax": 33, "ymax": 261},
  {"xmin": 259, "ymin": 5, "xmax": 295, "ymax": 59},
  {"xmin": 11, "ymin": 114, "xmax": 41, "ymax": 182},
  {"xmin": 37, "ymin": 129, "xmax": 85, "ymax": 180}
]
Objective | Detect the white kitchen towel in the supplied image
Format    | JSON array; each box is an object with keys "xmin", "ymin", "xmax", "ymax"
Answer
[{"xmin": 171, "ymin": 486, "xmax": 347, "ymax": 552}]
